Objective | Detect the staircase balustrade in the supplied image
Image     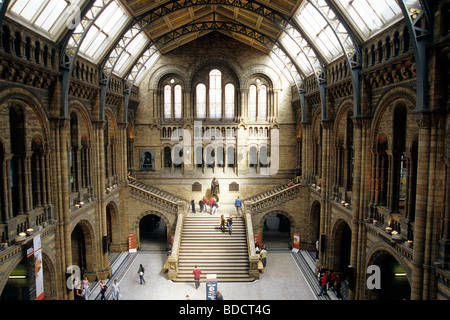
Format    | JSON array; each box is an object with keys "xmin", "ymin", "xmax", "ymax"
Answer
[{"xmin": 246, "ymin": 182, "xmax": 302, "ymax": 213}]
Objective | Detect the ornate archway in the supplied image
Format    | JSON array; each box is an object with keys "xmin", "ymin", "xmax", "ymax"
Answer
[
  {"xmin": 133, "ymin": 211, "xmax": 171, "ymax": 250},
  {"xmin": 258, "ymin": 210, "xmax": 296, "ymax": 249}
]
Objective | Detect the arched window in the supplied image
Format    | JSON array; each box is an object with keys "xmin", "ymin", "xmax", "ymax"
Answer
[
  {"xmin": 248, "ymin": 78, "xmax": 269, "ymax": 120},
  {"xmin": 164, "ymin": 85, "xmax": 171, "ymax": 119},
  {"xmin": 162, "ymin": 77, "xmax": 183, "ymax": 120},
  {"xmin": 174, "ymin": 85, "xmax": 182, "ymax": 119},
  {"xmin": 209, "ymin": 69, "xmax": 222, "ymax": 118},
  {"xmin": 196, "ymin": 83, "xmax": 206, "ymax": 118},
  {"xmin": 258, "ymin": 85, "xmax": 267, "ymax": 120},
  {"xmin": 224, "ymin": 83, "xmax": 235, "ymax": 119},
  {"xmin": 249, "ymin": 85, "xmax": 257, "ymax": 120}
]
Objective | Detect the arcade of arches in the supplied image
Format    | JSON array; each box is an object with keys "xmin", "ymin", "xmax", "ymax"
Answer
[{"xmin": 0, "ymin": 0, "xmax": 449, "ymax": 301}]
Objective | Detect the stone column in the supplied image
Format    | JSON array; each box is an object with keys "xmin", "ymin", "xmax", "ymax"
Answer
[{"xmin": 411, "ymin": 115, "xmax": 431, "ymax": 300}]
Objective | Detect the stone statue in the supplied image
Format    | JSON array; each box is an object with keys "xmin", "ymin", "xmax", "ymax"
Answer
[{"xmin": 211, "ymin": 177, "xmax": 220, "ymax": 195}]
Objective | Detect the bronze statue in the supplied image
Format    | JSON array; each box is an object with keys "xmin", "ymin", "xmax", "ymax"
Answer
[{"xmin": 211, "ymin": 177, "xmax": 220, "ymax": 195}]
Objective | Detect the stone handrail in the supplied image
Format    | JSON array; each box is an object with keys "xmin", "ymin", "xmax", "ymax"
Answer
[
  {"xmin": 244, "ymin": 211, "xmax": 260, "ymax": 280},
  {"xmin": 246, "ymin": 182, "xmax": 302, "ymax": 213},
  {"xmin": 167, "ymin": 209, "xmax": 186, "ymax": 279},
  {"xmin": 128, "ymin": 177, "xmax": 183, "ymax": 214}
]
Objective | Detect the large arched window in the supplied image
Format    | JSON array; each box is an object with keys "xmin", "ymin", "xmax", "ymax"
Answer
[
  {"xmin": 162, "ymin": 77, "xmax": 183, "ymax": 120},
  {"xmin": 248, "ymin": 77, "xmax": 269, "ymax": 120},
  {"xmin": 193, "ymin": 66, "xmax": 239, "ymax": 120},
  {"xmin": 196, "ymin": 83, "xmax": 206, "ymax": 118},
  {"xmin": 209, "ymin": 69, "xmax": 222, "ymax": 118},
  {"xmin": 225, "ymin": 83, "xmax": 235, "ymax": 119}
]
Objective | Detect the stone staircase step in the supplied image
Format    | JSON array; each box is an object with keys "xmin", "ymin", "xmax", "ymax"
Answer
[{"xmin": 174, "ymin": 214, "xmax": 254, "ymax": 283}]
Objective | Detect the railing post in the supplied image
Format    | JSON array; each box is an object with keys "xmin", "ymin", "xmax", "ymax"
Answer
[
  {"xmin": 167, "ymin": 201, "xmax": 186, "ymax": 279},
  {"xmin": 244, "ymin": 202, "xmax": 259, "ymax": 280}
]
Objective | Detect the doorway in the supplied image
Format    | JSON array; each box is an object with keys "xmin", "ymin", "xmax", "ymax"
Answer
[{"xmin": 139, "ymin": 214, "xmax": 167, "ymax": 250}]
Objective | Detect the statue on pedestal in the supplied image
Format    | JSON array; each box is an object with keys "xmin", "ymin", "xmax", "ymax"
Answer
[{"xmin": 211, "ymin": 177, "xmax": 220, "ymax": 196}]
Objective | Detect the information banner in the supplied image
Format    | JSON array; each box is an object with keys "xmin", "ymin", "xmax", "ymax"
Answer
[
  {"xmin": 26, "ymin": 235, "xmax": 44, "ymax": 300},
  {"xmin": 128, "ymin": 233, "xmax": 137, "ymax": 253},
  {"xmin": 206, "ymin": 274, "xmax": 217, "ymax": 300},
  {"xmin": 292, "ymin": 233, "xmax": 300, "ymax": 252}
]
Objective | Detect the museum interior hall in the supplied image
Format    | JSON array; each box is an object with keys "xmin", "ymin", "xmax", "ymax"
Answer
[{"xmin": 0, "ymin": 0, "xmax": 448, "ymax": 301}]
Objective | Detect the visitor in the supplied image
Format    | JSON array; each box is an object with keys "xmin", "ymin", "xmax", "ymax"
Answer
[
  {"xmin": 208, "ymin": 197, "xmax": 216, "ymax": 214},
  {"xmin": 216, "ymin": 291, "xmax": 224, "ymax": 300},
  {"xmin": 82, "ymin": 276, "xmax": 91, "ymax": 300},
  {"xmin": 198, "ymin": 199, "xmax": 204, "ymax": 212},
  {"xmin": 260, "ymin": 244, "xmax": 267, "ymax": 267},
  {"xmin": 234, "ymin": 196, "xmax": 243, "ymax": 215},
  {"xmin": 227, "ymin": 216, "xmax": 233, "ymax": 234},
  {"xmin": 317, "ymin": 271, "xmax": 329, "ymax": 297},
  {"xmin": 211, "ymin": 201, "xmax": 219, "ymax": 215},
  {"xmin": 334, "ymin": 274, "xmax": 343, "ymax": 299},
  {"xmin": 193, "ymin": 265, "xmax": 202, "ymax": 289},
  {"xmin": 111, "ymin": 279, "xmax": 121, "ymax": 300},
  {"xmin": 191, "ymin": 200, "xmax": 196, "ymax": 213},
  {"xmin": 220, "ymin": 215, "xmax": 226, "ymax": 232},
  {"xmin": 138, "ymin": 264, "xmax": 146, "ymax": 284},
  {"xmin": 99, "ymin": 279, "xmax": 107, "ymax": 300}
]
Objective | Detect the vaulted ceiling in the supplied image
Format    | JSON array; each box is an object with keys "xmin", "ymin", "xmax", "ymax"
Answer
[{"xmin": 3, "ymin": 0, "xmax": 431, "ymax": 115}]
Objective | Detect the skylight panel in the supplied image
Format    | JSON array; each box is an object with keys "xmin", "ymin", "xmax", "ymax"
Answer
[
  {"xmin": 114, "ymin": 33, "xmax": 150, "ymax": 77},
  {"xmin": 295, "ymin": 2, "xmax": 342, "ymax": 62},
  {"xmin": 77, "ymin": 1, "xmax": 131, "ymax": 63},
  {"xmin": 8, "ymin": 0, "xmax": 84, "ymax": 39},
  {"xmin": 334, "ymin": 0, "xmax": 405, "ymax": 40}
]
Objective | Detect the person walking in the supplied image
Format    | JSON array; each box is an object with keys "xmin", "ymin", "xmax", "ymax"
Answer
[
  {"xmin": 82, "ymin": 276, "xmax": 91, "ymax": 300},
  {"xmin": 317, "ymin": 271, "xmax": 329, "ymax": 297},
  {"xmin": 138, "ymin": 264, "xmax": 146, "ymax": 284},
  {"xmin": 227, "ymin": 216, "xmax": 233, "ymax": 235},
  {"xmin": 334, "ymin": 274, "xmax": 343, "ymax": 299},
  {"xmin": 99, "ymin": 279, "xmax": 107, "ymax": 300},
  {"xmin": 208, "ymin": 197, "xmax": 216, "ymax": 214},
  {"xmin": 198, "ymin": 199, "xmax": 204, "ymax": 212},
  {"xmin": 234, "ymin": 196, "xmax": 243, "ymax": 215},
  {"xmin": 193, "ymin": 265, "xmax": 202, "ymax": 289},
  {"xmin": 111, "ymin": 279, "xmax": 121, "ymax": 300},
  {"xmin": 191, "ymin": 200, "xmax": 196, "ymax": 213},
  {"xmin": 260, "ymin": 244, "xmax": 267, "ymax": 267},
  {"xmin": 220, "ymin": 215, "xmax": 226, "ymax": 232}
]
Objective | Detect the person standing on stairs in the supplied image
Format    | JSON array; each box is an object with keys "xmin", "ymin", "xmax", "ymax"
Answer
[
  {"xmin": 227, "ymin": 216, "xmax": 233, "ymax": 235},
  {"xmin": 191, "ymin": 200, "xmax": 196, "ymax": 213},
  {"xmin": 234, "ymin": 196, "xmax": 243, "ymax": 215},
  {"xmin": 193, "ymin": 265, "xmax": 202, "ymax": 289},
  {"xmin": 220, "ymin": 215, "xmax": 226, "ymax": 232}
]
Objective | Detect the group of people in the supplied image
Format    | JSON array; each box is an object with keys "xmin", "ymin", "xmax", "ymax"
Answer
[
  {"xmin": 317, "ymin": 266, "xmax": 343, "ymax": 299},
  {"xmin": 73, "ymin": 276, "xmax": 121, "ymax": 300},
  {"xmin": 191, "ymin": 196, "xmax": 220, "ymax": 214},
  {"xmin": 220, "ymin": 215, "xmax": 234, "ymax": 234},
  {"xmin": 255, "ymin": 243, "xmax": 268, "ymax": 268}
]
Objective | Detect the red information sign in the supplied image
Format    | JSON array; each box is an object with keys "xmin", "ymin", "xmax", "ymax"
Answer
[{"xmin": 128, "ymin": 233, "xmax": 137, "ymax": 253}]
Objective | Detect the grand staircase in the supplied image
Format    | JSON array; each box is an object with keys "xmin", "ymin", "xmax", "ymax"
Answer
[{"xmin": 172, "ymin": 211, "xmax": 255, "ymax": 283}]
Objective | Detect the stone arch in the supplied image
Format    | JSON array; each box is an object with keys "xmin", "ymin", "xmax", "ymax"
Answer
[
  {"xmin": 70, "ymin": 217, "xmax": 97, "ymax": 277},
  {"xmin": 330, "ymin": 218, "xmax": 352, "ymax": 273},
  {"xmin": 242, "ymin": 64, "xmax": 284, "ymax": 90},
  {"xmin": 133, "ymin": 210, "xmax": 172, "ymax": 250},
  {"xmin": 258, "ymin": 209, "xmax": 296, "ymax": 247},
  {"xmin": 365, "ymin": 246, "xmax": 411, "ymax": 300},
  {"xmin": 41, "ymin": 249, "xmax": 57, "ymax": 300},
  {"xmin": 105, "ymin": 200, "xmax": 120, "ymax": 252},
  {"xmin": 148, "ymin": 65, "xmax": 189, "ymax": 90},
  {"xmin": 371, "ymin": 86, "xmax": 416, "ymax": 146},
  {"xmin": 310, "ymin": 200, "xmax": 321, "ymax": 246}
]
